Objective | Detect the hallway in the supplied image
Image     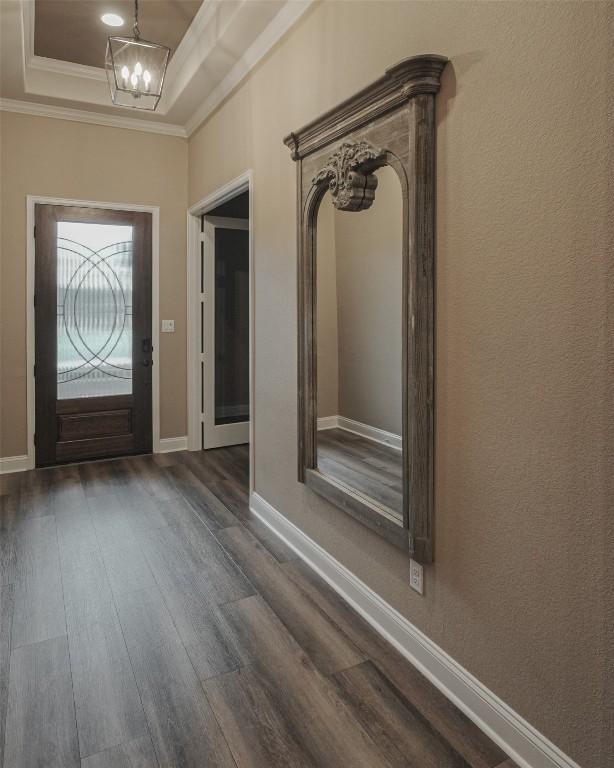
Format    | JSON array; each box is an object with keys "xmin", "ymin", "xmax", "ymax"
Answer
[{"xmin": 0, "ymin": 447, "xmax": 513, "ymax": 767}]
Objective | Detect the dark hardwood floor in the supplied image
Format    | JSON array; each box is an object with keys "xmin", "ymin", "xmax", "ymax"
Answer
[
  {"xmin": 0, "ymin": 446, "xmax": 514, "ymax": 768},
  {"xmin": 317, "ymin": 427, "xmax": 403, "ymax": 516}
]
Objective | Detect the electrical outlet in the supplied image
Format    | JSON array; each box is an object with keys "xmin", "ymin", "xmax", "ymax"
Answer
[{"xmin": 409, "ymin": 559, "xmax": 424, "ymax": 595}]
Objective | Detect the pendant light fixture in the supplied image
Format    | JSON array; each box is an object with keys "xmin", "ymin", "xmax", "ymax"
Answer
[{"xmin": 105, "ymin": 0, "xmax": 170, "ymax": 111}]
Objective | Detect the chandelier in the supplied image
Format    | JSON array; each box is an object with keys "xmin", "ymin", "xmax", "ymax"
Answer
[{"xmin": 105, "ymin": 0, "xmax": 170, "ymax": 111}]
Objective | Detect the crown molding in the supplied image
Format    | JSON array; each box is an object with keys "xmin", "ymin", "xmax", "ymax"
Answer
[
  {"xmin": 160, "ymin": 0, "xmax": 228, "ymax": 109},
  {"xmin": 185, "ymin": 0, "xmax": 314, "ymax": 136},
  {"xmin": 28, "ymin": 54, "xmax": 108, "ymax": 82},
  {"xmin": 0, "ymin": 98, "xmax": 187, "ymax": 137}
]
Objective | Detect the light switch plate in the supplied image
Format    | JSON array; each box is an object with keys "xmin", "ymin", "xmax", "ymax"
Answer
[
  {"xmin": 409, "ymin": 559, "xmax": 424, "ymax": 595},
  {"xmin": 161, "ymin": 319, "xmax": 175, "ymax": 333}
]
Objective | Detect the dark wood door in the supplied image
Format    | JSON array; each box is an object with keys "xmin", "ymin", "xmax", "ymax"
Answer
[{"xmin": 35, "ymin": 204, "xmax": 152, "ymax": 466}]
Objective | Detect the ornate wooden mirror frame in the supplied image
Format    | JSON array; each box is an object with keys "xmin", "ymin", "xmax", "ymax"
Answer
[{"xmin": 284, "ymin": 54, "xmax": 447, "ymax": 563}]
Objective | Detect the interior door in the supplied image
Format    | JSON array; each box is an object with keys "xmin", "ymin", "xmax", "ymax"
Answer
[
  {"xmin": 202, "ymin": 215, "xmax": 249, "ymax": 448},
  {"xmin": 35, "ymin": 204, "xmax": 152, "ymax": 466}
]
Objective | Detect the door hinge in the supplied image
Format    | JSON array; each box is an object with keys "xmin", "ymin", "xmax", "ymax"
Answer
[
  {"xmin": 33, "ymin": 364, "xmax": 36, "ymax": 377},
  {"xmin": 33, "ymin": 225, "xmax": 36, "ymax": 239}
]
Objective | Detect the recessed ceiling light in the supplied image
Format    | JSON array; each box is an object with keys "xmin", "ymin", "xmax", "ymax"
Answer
[{"xmin": 101, "ymin": 13, "xmax": 124, "ymax": 27}]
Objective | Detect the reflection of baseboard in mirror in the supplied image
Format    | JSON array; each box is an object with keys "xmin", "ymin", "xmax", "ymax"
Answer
[{"xmin": 317, "ymin": 415, "xmax": 402, "ymax": 451}]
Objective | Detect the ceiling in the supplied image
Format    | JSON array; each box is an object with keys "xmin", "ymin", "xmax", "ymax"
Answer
[
  {"xmin": 0, "ymin": 0, "xmax": 313, "ymax": 136},
  {"xmin": 34, "ymin": 0, "xmax": 203, "ymax": 69}
]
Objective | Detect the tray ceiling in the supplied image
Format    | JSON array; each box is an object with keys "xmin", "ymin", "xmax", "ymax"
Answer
[
  {"xmin": 34, "ymin": 0, "xmax": 202, "ymax": 69},
  {"xmin": 1, "ymin": 0, "xmax": 313, "ymax": 135}
]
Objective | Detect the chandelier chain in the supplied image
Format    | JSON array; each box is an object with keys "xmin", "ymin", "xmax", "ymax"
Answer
[{"xmin": 133, "ymin": 0, "xmax": 140, "ymax": 39}]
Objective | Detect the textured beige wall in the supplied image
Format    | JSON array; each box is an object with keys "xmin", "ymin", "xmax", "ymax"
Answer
[
  {"xmin": 188, "ymin": 2, "xmax": 612, "ymax": 765},
  {"xmin": 0, "ymin": 112, "xmax": 188, "ymax": 456},
  {"xmin": 335, "ymin": 164, "xmax": 402, "ymax": 434}
]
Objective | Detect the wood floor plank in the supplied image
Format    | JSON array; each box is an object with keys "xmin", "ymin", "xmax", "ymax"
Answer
[
  {"xmin": 217, "ymin": 525, "xmax": 365, "ymax": 675},
  {"xmin": 55, "ymin": 490, "xmax": 100, "ymax": 570},
  {"xmin": 115, "ymin": 586, "xmax": 237, "ymax": 768},
  {"xmin": 79, "ymin": 461, "xmax": 125, "ymax": 499},
  {"xmin": 219, "ymin": 594, "xmax": 394, "ymax": 768},
  {"xmin": 204, "ymin": 666, "xmax": 319, "ymax": 768},
  {"xmin": 155, "ymin": 575, "xmax": 244, "ymax": 681},
  {"xmin": 4, "ymin": 635, "xmax": 80, "ymax": 768},
  {"xmin": 1, "ymin": 474, "xmax": 49, "ymax": 534},
  {"xmin": 62, "ymin": 551, "xmax": 115, "ymax": 630},
  {"xmin": 16, "ymin": 468, "xmax": 55, "ymax": 521},
  {"xmin": 11, "ymin": 515, "xmax": 66, "ymax": 648},
  {"xmin": 154, "ymin": 493, "xmax": 219, "ymax": 530},
  {"xmin": 177, "ymin": 450, "xmax": 229, "ymax": 486},
  {"xmin": 62, "ymin": 551, "xmax": 149, "ymax": 757},
  {"xmin": 141, "ymin": 524, "xmax": 253, "ymax": 680},
  {"xmin": 80, "ymin": 735, "xmax": 159, "ymax": 768},
  {"xmin": 69, "ymin": 613, "xmax": 149, "ymax": 758},
  {"xmin": 163, "ymin": 463, "xmax": 239, "ymax": 531},
  {"xmin": 243, "ymin": 516, "xmax": 298, "ymax": 564},
  {"xmin": 0, "ymin": 522, "xmax": 16, "ymax": 585},
  {"xmin": 167, "ymin": 462, "xmax": 295, "ymax": 562},
  {"xmin": 123, "ymin": 492, "xmax": 169, "ymax": 532},
  {"xmin": 0, "ymin": 471, "xmax": 21, "ymax": 496},
  {"xmin": 207, "ymin": 479, "xmax": 250, "ymax": 522},
  {"xmin": 203, "ymin": 449, "xmax": 250, "ymax": 487},
  {"xmin": 124, "ymin": 456, "xmax": 179, "ymax": 501},
  {"xmin": 101, "ymin": 543, "xmax": 156, "ymax": 596},
  {"xmin": 333, "ymin": 660, "xmax": 470, "ymax": 768},
  {"xmin": 0, "ymin": 583, "xmax": 14, "ymax": 768},
  {"xmin": 88, "ymin": 494, "xmax": 140, "ymax": 551},
  {"xmin": 281, "ymin": 559, "xmax": 507, "ymax": 768},
  {"xmin": 143, "ymin": 518, "xmax": 254, "ymax": 607}
]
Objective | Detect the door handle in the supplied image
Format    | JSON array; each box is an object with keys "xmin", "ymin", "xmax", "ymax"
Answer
[
  {"xmin": 142, "ymin": 338, "xmax": 153, "ymax": 353},
  {"xmin": 142, "ymin": 359, "xmax": 151, "ymax": 367}
]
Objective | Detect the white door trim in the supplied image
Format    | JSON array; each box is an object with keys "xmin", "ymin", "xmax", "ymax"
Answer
[
  {"xmin": 186, "ymin": 171, "xmax": 254, "ymax": 492},
  {"xmin": 26, "ymin": 195, "xmax": 161, "ymax": 470}
]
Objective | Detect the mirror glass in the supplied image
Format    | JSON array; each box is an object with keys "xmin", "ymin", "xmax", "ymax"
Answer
[{"xmin": 316, "ymin": 165, "xmax": 403, "ymax": 521}]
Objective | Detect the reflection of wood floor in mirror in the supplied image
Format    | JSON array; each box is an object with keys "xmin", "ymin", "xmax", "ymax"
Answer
[{"xmin": 317, "ymin": 428, "xmax": 403, "ymax": 517}]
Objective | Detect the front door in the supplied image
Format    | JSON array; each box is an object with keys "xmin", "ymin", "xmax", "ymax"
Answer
[
  {"xmin": 34, "ymin": 204, "xmax": 152, "ymax": 466},
  {"xmin": 202, "ymin": 215, "xmax": 249, "ymax": 448}
]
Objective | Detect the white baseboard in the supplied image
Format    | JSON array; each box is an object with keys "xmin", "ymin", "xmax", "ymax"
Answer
[
  {"xmin": 1, "ymin": 439, "xmax": 188, "ymax": 470},
  {"xmin": 0, "ymin": 455, "xmax": 31, "ymax": 474},
  {"xmin": 317, "ymin": 414, "xmax": 402, "ymax": 451},
  {"xmin": 156, "ymin": 436, "xmax": 188, "ymax": 453},
  {"xmin": 316, "ymin": 415, "xmax": 339, "ymax": 431},
  {"xmin": 249, "ymin": 491, "xmax": 582, "ymax": 768}
]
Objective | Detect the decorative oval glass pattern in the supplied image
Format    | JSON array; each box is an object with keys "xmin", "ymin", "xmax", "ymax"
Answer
[{"xmin": 56, "ymin": 221, "xmax": 133, "ymax": 399}]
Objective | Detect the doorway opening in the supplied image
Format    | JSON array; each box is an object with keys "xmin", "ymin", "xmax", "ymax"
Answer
[{"xmin": 187, "ymin": 173, "xmax": 253, "ymax": 494}]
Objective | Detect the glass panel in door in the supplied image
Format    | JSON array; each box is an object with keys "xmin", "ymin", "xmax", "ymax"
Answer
[{"xmin": 56, "ymin": 221, "xmax": 133, "ymax": 399}]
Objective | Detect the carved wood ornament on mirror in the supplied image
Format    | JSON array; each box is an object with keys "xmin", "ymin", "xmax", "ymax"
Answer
[{"xmin": 284, "ymin": 55, "xmax": 447, "ymax": 563}]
